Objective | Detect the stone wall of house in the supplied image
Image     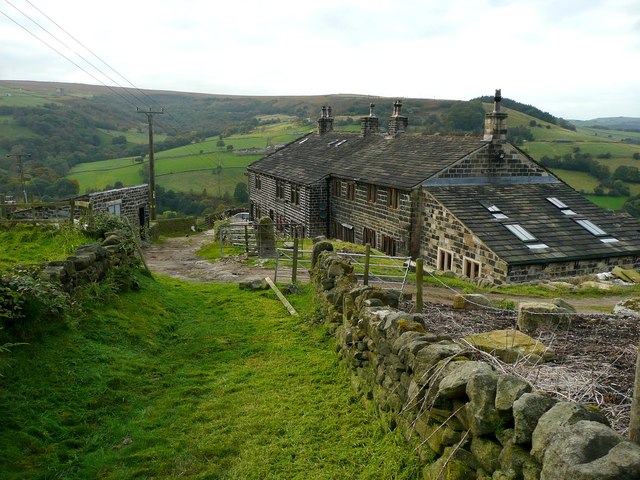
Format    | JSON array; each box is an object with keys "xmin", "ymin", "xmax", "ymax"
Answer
[
  {"xmin": 331, "ymin": 178, "xmax": 412, "ymax": 255},
  {"xmin": 312, "ymin": 251, "xmax": 640, "ymax": 480},
  {"xmin": 421, "ymin": 190, "xmax": 509, "ymax": 283},
  {"xmin": 508, "ymin": 255, "xmax": 640, "ymax": 283},
  {"xmin": 434, "ymin": 144, "xmax": 551, "ymax": 180},
  {"xmin": 84, "ymin": 185, "xmax": 149, "ymax": 230},
  {"xmin": 247, "ymin": 171, "xmax": 324, "ymax": 237}
]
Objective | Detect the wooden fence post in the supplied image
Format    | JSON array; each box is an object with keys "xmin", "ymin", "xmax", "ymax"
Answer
[
  {"xmin": 630, "ymin": 341, "xmax": 640, "ymax": 443},
  {"xmin": 292, "ymin": 237, "xmax": 299, "ymax": 283},
  {"xmin": 415, "ymin": 258, "xmax": 424, "ymax": 313},
  {"xmin": 69, "ymin": 200, "xmax": 75, "ymax": 225},
  {"xmin": 363, "ymin": 243, "xmax": 371, "ymax": 286},
  {"xmin": 0, "ymin": 194, "xmax": 4, "ymax": 220},
  {"xmin": 244, "ymin": 224, "xmax": 249, "ymax": 253}
]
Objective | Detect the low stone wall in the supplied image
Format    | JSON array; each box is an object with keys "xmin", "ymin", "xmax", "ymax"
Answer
[
  {"xmin": 40, "ymin": 231, "xmax": 137, "ymax": 289},
  {"xmin": 153, "ymin": 217, "xmax": 197, "ymax": 237},
  {"xmin": 312, "ymin": 250, "xmax": 640, "ymax": 479}
]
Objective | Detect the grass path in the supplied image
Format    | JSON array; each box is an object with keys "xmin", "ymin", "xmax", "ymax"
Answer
[{"xmin": 0, "ymin": 276, "xmax": 420, "ymax": 479}]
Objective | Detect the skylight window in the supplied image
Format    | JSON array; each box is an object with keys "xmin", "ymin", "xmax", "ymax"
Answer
[
  {"xmin": 600, "ymin": 238, "xmax": 619, "ymax": 244},
  {"xmin": 547, "ymin": 197, "xmax": 577, "ymax": 216},
  {"xmin": 335, "ymin": 140, "xmax": 347, "ymax": 147},
  {"xmin": 575, "ymin": 219, "xmax": 606, "ymax": 236},
  {"xmin": 505, "ymin": 224, "xmax": 536, "ymax": 242},
  {"xmin": 492, "ymin": 213, "xmax": 509, "ymax": 220},
  {"xmin": 527, "ymin": 243, "xmax": 549, "ymax": 250},
  {"xmin": 299, "ymin": 138, "xmax": 309, "ymax": 144},
  {"xmin": 547, "ymin": 197, "xmax": 568, "ymax": 209},
  {"xmin": 479, "ymin": 200, "xmax": 501, "ymax": 213}
]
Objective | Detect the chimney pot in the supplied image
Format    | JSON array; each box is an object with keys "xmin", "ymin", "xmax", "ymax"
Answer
[{"xmin": 388, "ymin": 99, "xmax": 408, "ymax": 136}]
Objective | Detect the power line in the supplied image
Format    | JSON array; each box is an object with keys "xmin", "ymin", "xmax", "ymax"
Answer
[
  {"xmin": 22, "ymin": 0, "xmax": 160, "ymax": 110},
  {"xmin": 1, "ymin": 1, "xmax": 240, "ymax": 196},
  {"xmin": 0, "ymin": 6, "xmax": 139, "ymax": 110}
]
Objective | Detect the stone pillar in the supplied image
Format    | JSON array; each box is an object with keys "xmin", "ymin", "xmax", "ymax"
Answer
[{"xmin": 257, "ymin": 216, "xmax": 276, "ymax": 257}]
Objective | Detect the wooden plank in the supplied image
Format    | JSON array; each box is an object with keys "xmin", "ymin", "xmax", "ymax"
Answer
[
  {"xmin": 74, "ymin": 200, "xmax": 91, "ymax": 208},
  {"xmin": 264, "ymin": 276, "xmax": 297, "ymax": 316}
]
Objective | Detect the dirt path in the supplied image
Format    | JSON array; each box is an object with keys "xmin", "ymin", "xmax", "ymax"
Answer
[
  {"xmin": 142, "ymin": 230, "xmax": 631, "ymax": 313},
  {"xmin": 143, "ymin": 229, "xmax": 275, "ymax": 283}
]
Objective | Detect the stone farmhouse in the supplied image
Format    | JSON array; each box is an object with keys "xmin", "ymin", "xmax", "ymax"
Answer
[{"xmin": 247, "ymin": 92, "xmax": 640, "ymax": 284}]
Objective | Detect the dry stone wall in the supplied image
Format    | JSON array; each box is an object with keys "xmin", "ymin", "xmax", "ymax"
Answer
[
  {"xmin": 312, "ymin": 250, "xmax": 640, "ymax": 479},
  {"xmin": 41, "ymin": 231, "xmax": 137, "ymax": 289}
]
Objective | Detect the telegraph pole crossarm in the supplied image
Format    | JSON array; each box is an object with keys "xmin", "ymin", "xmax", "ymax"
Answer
[{"xmin": 137, "ymin": 107, "xmax": 164, "ymax": 221}]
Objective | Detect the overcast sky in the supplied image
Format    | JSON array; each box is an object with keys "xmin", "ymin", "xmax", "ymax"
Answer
[{"xmin": 1, "ymin": 0, "xmax": 639, "ymax": 120}]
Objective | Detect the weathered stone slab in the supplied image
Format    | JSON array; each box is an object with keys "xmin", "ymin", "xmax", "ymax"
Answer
[
  {"xmin": 464, "ymin": 329, "xmax": 554, "ymax": 364},
  {"xmin": 517, "ymin": 302, "xmax": 571, "ymax": 333}
]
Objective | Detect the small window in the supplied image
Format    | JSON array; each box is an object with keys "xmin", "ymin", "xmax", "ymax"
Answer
[
  {"xmin": 333, "ymin": 179, "xmax": 342, "ymax": 198},
  {"xmin": 276, "ymin": 181, "xmax": 285, "ymax": 199},
  {"xmin": 255, "ymin": 175, "xmax": 262, "ymax": 190},
  {"xmin": 548, "ymin": 197, "xmax": 576, "ymax": 215},
  {"xmin": 381, "ymin": 235, "xmax": 396, "ymax": 256},
  {"xmin": 575, "ymin": 219, "xmax": 606, "ymax": 236},
  {"xmin": 481, "ymin": 200, "xmax": 507, "ymax": 219},
  {"xmin": 463, "ymin": 257, "xmax": 480, "ymax": 280},
  {"xmin": 479, "ymin": 200, "xmax": 502, "ymax": 213},
  {"xmin": 437, "ymin": 248, "xmax": 453, "ymax": 271},
  {"xmin": 600, "ymin": 238, "xmax": 619, "ymax": 243},
  {"xmin": 334, "ymin": 221, "xmax": 354, "ymax": 243},
  {"xmin": 388, "ymin": 188, "xmax": 399, "ymax": 209},
  {"xmin": 547, "ymin": 197, "xmax": 568, "ymax": 209},
  {"xmin": 346, "ymin": 182, "xmax": 356, "ymax": 200},
  {"xmin": 107, "ymin": 202, "xmax": 121, "ymax": 217},
  {"xmin": 290, "ymin": 184, "xmax": 300, "ymax": 205},
  {"xmin": 505, "ymin": 223, "xmax": 536, "ymax": 242},
  {"xmin": 367, "ymin": 184, "xmax": 377, "ymax": 203},
  {"xmin": 527, "ymin": 243, "xmax": 549, "ymax": 250},
  {"xmin": 362, "ymin": 227, "xmax": 376, "ymax": 248}
]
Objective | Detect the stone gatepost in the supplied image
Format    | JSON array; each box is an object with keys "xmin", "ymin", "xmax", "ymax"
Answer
[{"xmin": 257, "ymin": 217, "xmax": 276, "ymax": 257}]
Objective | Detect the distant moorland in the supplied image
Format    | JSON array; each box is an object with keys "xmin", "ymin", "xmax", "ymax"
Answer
[{"xmin": 1, "ymin": 80, "xmax": 640, "ymax": 217}]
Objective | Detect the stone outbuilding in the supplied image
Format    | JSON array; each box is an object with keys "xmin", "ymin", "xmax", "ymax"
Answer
[{"xmin": 247, "ymin": 91, "xmax": 640, "ymax": 284}]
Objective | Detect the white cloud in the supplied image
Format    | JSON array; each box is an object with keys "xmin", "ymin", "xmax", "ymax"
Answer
[{"xmin": 0, "ymin": 0, "xmax": 638, "ymax": 119}]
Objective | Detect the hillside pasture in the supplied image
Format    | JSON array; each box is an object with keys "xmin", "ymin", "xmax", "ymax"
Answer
[
  {"xmin": 584, "ymin": 195, "xmax": 628, "ymax": 210},
  {"xmin": 0, "ymin": 277, "xmax": 421, "ymax": 479},
  {"xmin": 549, "ymin": 168, "xmax": 600, "ymax": 193},
  {"xmin": 67, "ymin": 128, "xmax": 302, "ymax": 194}
]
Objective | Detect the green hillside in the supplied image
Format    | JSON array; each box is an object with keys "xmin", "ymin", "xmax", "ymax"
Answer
[
  {"xmin": 4, "ymin": 80, "xmax": 640, "ymax": 215},
  {"xmin": 67, "ymin": 124, "xmax": 307, "ymax": 197},
  {"xmin": 0, "ymin": 268, "xmax": 420, "ymax": 478}
]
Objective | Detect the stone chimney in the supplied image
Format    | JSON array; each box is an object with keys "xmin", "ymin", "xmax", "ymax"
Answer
[
  {"xmin": 388, "ymin": 100, "xmax": 408, "ymax": 136},
  {"xmin": 317, "ymin": 106, "xmax": 334, "ymax": 135},
  {"xmin": 360, "ymin": 103, "xmax": 379, "ymax": 136},
  {"xmin": 483, "ymin": 89, "xmax": 508, "ymax": 143}
]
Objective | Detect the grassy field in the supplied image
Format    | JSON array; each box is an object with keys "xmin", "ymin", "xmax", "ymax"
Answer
[
  {"xmin": 0, "ymin": 275, "xmax": 421, "ymax": 479},
  {"xmin": 584, "ymin": 195, "xmax": 629, "ymax": 210},
  {"xmin": 67, "ymin": 126, "xmax": 306, "ymax": 195},
  {"xmin": 0, "ymin": 224, "xmax": 89, "ymax": 270}
]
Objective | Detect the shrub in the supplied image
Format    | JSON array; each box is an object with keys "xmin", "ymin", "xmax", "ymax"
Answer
[{"xmin": 0, "ymin": 266, "xmax": 69, "ymax": 331}]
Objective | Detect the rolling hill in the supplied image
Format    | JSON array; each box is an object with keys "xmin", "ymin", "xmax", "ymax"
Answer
[{"xmin": 2, "ymin": 80, "xmax": 640, "ymax": 215}]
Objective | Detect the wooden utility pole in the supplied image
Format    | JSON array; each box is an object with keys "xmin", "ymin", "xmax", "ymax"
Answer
[
  {"xmin": 6, "ymin": 153, "xmax": 31, "ymax": 205},
  {"xmin": 137, "ymin": 107, "xmax": 164, "ymax": 220}
]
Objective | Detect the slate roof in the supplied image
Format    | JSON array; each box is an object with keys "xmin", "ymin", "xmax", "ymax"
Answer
[
  {"xmin": 248, "ymin": 132, "xmax": 487, "ymax": 188},
  {"xmin": 427, "ymin": 182, "xmax": 640, "ymax": 265}
]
